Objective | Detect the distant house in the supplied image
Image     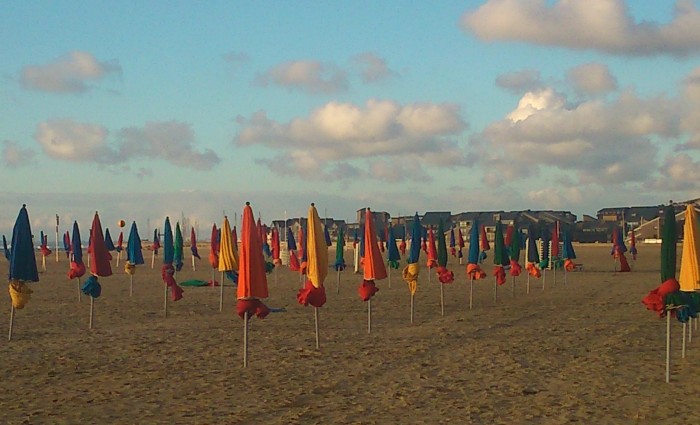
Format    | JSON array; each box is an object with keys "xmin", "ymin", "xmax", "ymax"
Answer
[{"xmin": 421, "ymin": 211, "xmax": 452, "ymax": 229}]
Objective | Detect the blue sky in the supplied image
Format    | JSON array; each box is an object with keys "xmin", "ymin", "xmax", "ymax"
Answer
[{"xmin": 2, "ymin": 0, "xmax": 700, "ymax": 237}]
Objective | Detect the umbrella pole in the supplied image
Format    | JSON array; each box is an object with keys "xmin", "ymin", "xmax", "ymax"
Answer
[
  {"xmin": 87, "ymin": 252, "xmax": 91, "ymax": 269},
  {"xmin": 192, "ymin": 255, "xmax": 196, "ymax": 272},
  {"xmin": 410, "ymin": 293, "xmax": 414, "ymax": 324},
  {"xmin": 683, "ymin": 322, "xmax": 687, "ymax": 359},
  {"xmin": 314, "ymin": 307, "xmax": 320, "ymax": 350},
  {"xmin": 151, "ymin": 250, "xmax": 155, "ymax": 269},
  {"xmin": 542, "ymin": 269, "xmax": 546, "ymax": 291},
  {"xmin": 336, "ymin": 269, "xmax": 340, "ymax": 294},
  {"xmin": 526, "ymin": 272, "xmax": 530, "ymax": 295},
  {"xmin": 164, "ymin": 285, "xmax": 169, "ymax": 318},
  {"xmin": 116, "ymin": 251, "xmax": 121, "ymax": 268},
  {"xmin": 129, "ymin": 274, "xmax": 133, "ymax": 297},
  {"xmin": 469, "ymin": 278, "xmax": 473, "ymax": 310},
  {"xmin": 219, "ymin": 271, "xmax": 224, "ymax": 312},
  {"xmin": 89, "ymin": 296, "xmax": 95, "ymax": 329},
  {"xmin": 78, "ymin": 277, "xmax": 82, "ymax": 302},
  {"xmin": 367, "ymin": 299, "xmax": 372, "ymax": 334},
  {"xmin": 8, "ymin": 305, "xmax": 15, "ymax": 341},
  {"xmin": 493, "ymin": 277, "xmax": 497, "ymax": 304},
  {"xmin": 440, "ymin": 283, "xmax": 444, "ymax": 317},
  {"xmin": 243, "ymin": 311, "xmax": 249, "ymax": 368},
  {"xmin": 666, "ymin": 312, "xmax": 671, "ymax": 383},
  {"xmin": 42, "ymin": 255, "xmax": 46, "ymax": 272}
]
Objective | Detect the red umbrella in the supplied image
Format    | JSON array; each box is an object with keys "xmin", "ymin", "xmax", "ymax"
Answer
[
  {"xmin": 456, "ymin": 227, "xmax": 465, "ymax": 263},
  {"xmin": 271, "ymin": 227, "xmax": 281, "ymax": 266},
  {"xmin": 426, "ymin": 227, "xmax": 437, "ymax": 269},
  {"xmin": 358, "ymin": 208, "xmax": 387, "ymax": 334},
  {"xmin": 84, "ymin": 212, "xmax": 112, "ymax": 329},
  {"xmin": 236, "ymin": 202, "xmax": 270, "ymax": 367}
]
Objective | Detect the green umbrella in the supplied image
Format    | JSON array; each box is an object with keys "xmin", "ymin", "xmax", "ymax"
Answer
[
  {"xmin": 437, "ymin": 219, "xmax": 448, "ymax": 269},
  {"xmin": 493, "ymin": 221, "xmax": 509, "ymax": 267},
  {"xmin": 174, "ymin": 222, "xmax": 184, "ymax": 272},
  {"xmin": 660, "ymin": 205, "xmax": 677, "ymax": 283}
]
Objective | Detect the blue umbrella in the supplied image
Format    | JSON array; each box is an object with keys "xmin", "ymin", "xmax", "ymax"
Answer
[
  {"xmin": 164, "ymin": 218, "xmax": 174, "ymax": 264},
  {"xmin": 8, "ymin": 205, "xmax": 39, "ymax": 339},
  {"xmin": 408, "ymin": 213, "xmax": 421, "ymax": 264},
  {"xmin": 10, "ymin": 205, "xmax": 39, "ymax": 283},
  {"xmin": 127, "ymin": 222, "xmax": 144, "ymax": 265},
  {"xmin": 324, "ymin": 222, "xmax": 332, "ymax": 247},
  {"xmin": 3, "ymin": 235, "xmax": 9, "ymax": 261},
  {"xmin": 104, "ymin": 228, "xmax": 116, "ymax": 251},
  {"xmin": 71, "ymin": 221, "xmax": 83, "ymax": 264},
  {"xmin": 527, "ymin": 226, "xmax": 540, "ymax": 264},
  {"xmin": 387, "ymin": 225, "xmax": 401, "ymax": 269},
  {"xmin": 286, "ymin": 227, "xmax": 297, "ymax": 251}
]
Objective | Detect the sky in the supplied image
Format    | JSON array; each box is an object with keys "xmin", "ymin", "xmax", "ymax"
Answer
[{"xmin": 2, "ymin": 0, "xmax": 700, "ymax": 237}]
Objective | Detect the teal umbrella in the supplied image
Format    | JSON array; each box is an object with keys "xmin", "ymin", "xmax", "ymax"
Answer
[
  {"xmin": 8, "ymin": 204, "xmax": 39, "ymax": 340},
  {"xmin": 174, "ymin": 222, "xmax": 184, "ymax": 272},
  {"xmin": 387, "ymin": 225, "xmax": 401, "ymax": 269}
]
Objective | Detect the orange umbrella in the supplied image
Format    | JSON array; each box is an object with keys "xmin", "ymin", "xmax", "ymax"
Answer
[
  {"xmin": 358, "ymin": 208, "xmax": 386, "ymax": 334},
  {"xmin": 426, "ymin": 227, "xmax": 438, "ymax": 270},
  {"xmin": 236, "ymin": 202, "xmax": 270, "ymax": 367}
]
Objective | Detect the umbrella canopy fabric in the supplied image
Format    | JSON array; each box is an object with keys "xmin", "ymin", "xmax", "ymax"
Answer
[
  {"xmin": 236, "ymin": 202, "xmax": 270, "ymax": 319},
  {"xmin": 509, "ymin": 223, "xmax": 522, "ymax": 277},
  {"xmin": 550, "ymin": 222, "xmax": 560, "ymax": 259},
  {"xmin": 90, "ymin": 212, "xmax": 113, "ymax": 278},
  {"xmin": 8, "ymin": 205, "xmax": 38, "ymax": 309},
  {"xmin": 449, "ymin": 228, "xmax": 456, "ymax": 257},
  {"xmin": 679, "ymin": 205, "xmax": 700, "ymax": 291},
  {"xmin": 127, "ymin": 221, "xmax": 144, "ymax": 266},
  {"xmin": 436, "ymin": 219, "xmax": 454, "ymax": 283},
  {"xmin": 209, "ymin": 224, "xmax": 219, "ymax": 269},
  {"xmin": 218, "ymin": 217, "xmax": 239, "ymax": 272},
  {"xmin": 9, "ymin": 205, "xmax": 39, "ymax": 283},
  {"xmin": 104, "ymin": 228, "xmax": 116, "ymax": 251},
  {"xmin": 287, "ymin": 227, "xmax": 297, "ymax": 251},
  {"xmin": 174, "ymin": 223, "xmax": 184, "ymax": 271},
  {"xmin": 359, "ymin": 208, "xmax": 386, "ymax": 301},
  {"xmin": 3, "ymin": 235, "xmax": 10, "ymax": 261},
  {"xmin": 402, "ymin": 213, "xmax": 421, "ymax": 295},
  {"xmin": 297, "ymin": 203, "xmax": 327, "ymax": 308},
  {"xmin": 190, "ymin": 228, "xmax": 200, "ymax": 259},
  {"xmin": 492, "ymin": 221, "xmax": 509, "ymax": 285},
  {"xmin": 271, "ymin": 227, "xmax": 281, "ymax": 265},
  {"xmin": 68, "ymin": 220, "xmax": 86, "ymax": 280},
  {"xmin": 63, "ymin": 231, "xmax": 71, "ymax": 258},
  {"xmin": 387, "ymin": 225, "xmax": 401, "ymax": 269},
  {"xmin": 525, "ymin": 226, "xmax": 542, "ymax": 278},
  {"xmin": 162, "ymin": 217, "xmax": 184, "ymax": 301},
  {"xmin": 152, "ymin": 229, "xmax": 160, "ymax": 254},
  {"xmin": 660, "ymin": 206, "xmax": 677, "ymax": 283},
  {"xmin": 334, "ymin": 226, "xmax": 345, "ymax": 271},
  {"xmin": 116, "ymin": 232, "xmax": 123, "ymax": 253},
  {"xmin": 562, "ymin": 229, "xmax": 577, "ymax": 272},
  {"xmin": 426, "ymin": 228, "xmax": 438, "ymax": 269},
  {"xmin": 466, "ymin": 221, "xmax": 486, "ymax": 280},
  {"xmin": 324, "ymin": 223, "xmax": 332, "ymax": 247}
]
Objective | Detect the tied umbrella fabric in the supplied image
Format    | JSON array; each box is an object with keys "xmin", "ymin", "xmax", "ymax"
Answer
[
  {"xmin": 456, "ymin": 228, "xmax": 465, "ymax": 259},
  {"xmin": 162, "ymin": 217, "xmax": 184, "ymax": 302},
  {"xmin": 402, "ymin": 213, "xmax": 422, "ymax": 295},
  {"xmin": 509, "ymin": 224, "xmax": 522, "ymax": 277},
  {"xmin": 492, "ymin": 220, "xmax": 510, "ymax": 286},
  {"xmin": 174, "ymin": 222, "xmax": 184, "ymax": 272},
  {"xmin": 479, "ymin": 225, "xmax": 490, "ymax": 263},
  {"xmin": 90, "ymin": 212, "xmax": 112, "ymax": 278},
  {"xmin": 358, "ymin": 208, "xmax": 386, "ymax": 301},
  {"xmin": 237, "ymin": 202, "xmax": 270, "ymax": 319},
  {"xmin": 81, "ymin": 275, "xmax": 102, "ymax": 298},
  {"xmin": 526, "ymin": 226, "xmax": 541, "ymax": 278},
  {"xmin": 449, "ymin": 228, "xmax": 456, "ymax": 257},
  {"xmin": 426, "ymin": 227, "xmax": 438, "ymax": 269},
  {"xmin": 190, "ymin": 228, "xmax": 200, "ymax": 260},
  {"xmin": 297, "ymin": 204, "xmax": 328, "ymax": 308},
  {"xmin": 63, "ymin": 231, "xmax": 71, "ymax": 258},
  {"xmin": 152, "ymin": 229, "xmax": 160, "ymax": 255},
  {"xmin": 562, "ymin": 230, "xmax": 577, "ymax": 272},
  {"xmin": 334, "ymin": 226, "xmax": 346, "ymax": 271},
  {"xmin": 436, "ymin": 219, "xmax": 454, "ymax": 284},
  {"xmin": 208, "ymin": 224, "xmax": 218, "ymax": 269},
  {"xmin": 8, "ymin": 205, "xmax": 39, "ymax": 308},
  {"xmin": 127, "ymin": 221, "xmax": 144, "ymax": 267},
  {"xmin": 387, "ymin": 225, "xmax": 401, "ymax": 270},
  {"xmin": 271, "ymin": 227, "xmax": 281, "ymax": 265},
  {"xmin": 39, "ymin": 231, "xmax": 52, "ymax": 257},
  {"xmin": 467, "ymin": 221, "xmax": 486, "ymax": 280},
  {"xmin": 679, "ymin": 205, "xmax": 700, "ymax": 292},
  {"xmin": 68, "ymin": 221, "xmax": 86, "ymax": 280}
]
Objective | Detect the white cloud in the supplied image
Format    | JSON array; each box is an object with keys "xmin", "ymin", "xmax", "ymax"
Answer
[
  {"xmin": 235, "ymin": 99, "xmax": 467, "ymax": 179},
  {"xmin": 33, "ymin": 119, "xmax": 220, "ymax": 169},
  {"xmin": 20, "ymin": 51, "xmax": 121, "ymax": 93},
  {"xmin": 506, "ymin": 88, "xmax": 566, "ymax": 122},
  {"xmin": 495, "ymin": 69, "xmax": 543, "ymax": 93},
  {"xmin": 351, "ymin": 52, "xmax": 397, "ymax": 83},
  {"xmin": 2, "ymin": 140, "xmax": 36, "ymax": 168},
  {"xmin": 461, "ymin": 0, "xmax": 700, "ymax": 57},
  {"xmin": 567, "ymin": 63, "xmax": 618, "ymax": 95},
  {"xmin": 116, "ymin": 121, "xmax": 220, "ymax": 170},
  {"xmin": 255, "ymin": 60, "xmax": 348, "ymax": 94},
  {"xmin": 648, "ymin": 153, "xmax": 700, "ymax": 191},
  {"xmin": 34, "ymin": 119, "xmax": 114, "ymax": 161}
]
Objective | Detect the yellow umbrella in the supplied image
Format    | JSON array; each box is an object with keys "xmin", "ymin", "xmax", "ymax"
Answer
[
  {"xmin": 679, "ymin": 205, "xmax": 700, "ymax": 291},
  {"xmin": 218, "ymin": 216, "xmax": 238, "ymax": 311},
  {"xmin": 296, "ymin": 203, "xmax": 328, "ymax": 349}
]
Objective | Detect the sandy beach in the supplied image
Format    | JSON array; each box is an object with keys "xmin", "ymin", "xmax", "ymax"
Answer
[{"xmin": 0, "ymin": 244, "xmax": 696, "ymax": 424}]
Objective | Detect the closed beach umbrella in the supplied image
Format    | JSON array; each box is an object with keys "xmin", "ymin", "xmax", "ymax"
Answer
[
  {"xmin": 466, "ymin": 221, "xmax": 486, "ymax": 280},
  {"xmin": 526, "ymin": 226, "xmax": 541, "ymax": 278},
  {"xmin": 358, "ymin": 208, "xmax": 386, "ymax": 301},
  {"xmin": 7, "ymin": 205, "xmax": 40, "ymax": 340},
  {"xmin": 68, "ymin": 221, "xmax": 86, "ymax": 280},
  {"xmin": 219, "ymin": 217, "xmax": 238, "ymax": 272},
  {"xmin": 679, "ymin": 205, "xmax": 700, "ymax": 291},
  {"xmin": 402, "ymin": 212, "xmax": 421, "ymax": 296},
  {"xmin": 334, "ymin": 226, "xmax": 346, "ymax": 271},
  {"xmin": 190, "ymin": 227, "xmax": 200, "ymax": 260},
  {"xmin": 436, "ymin": 219, "xmax": 454, "ymax": 284},
  {"xmin": 162, "ymin": 217, "xmax": 184, "ymax": 305},
  {"xmin": 126, "ymin": 222, "xmax": 144, "ymax": 266},
  {"xmin": 509, "ymin": 223, "xmax": 522, "ymax": 277},
  {"xmin": 426, "ymin": 227, "xmax": 437, "ymax": 269},
  {"xmin": 387, "ymin": 225, "xmax": 401, "ymax": 270},
  {"xmin": 104, "ymin": 228, "xmax": 116, "ymax": 252},
  {"xmin": 493, "ymin": 220, "xmax": 509, "ymax": 286},
  {"xmin": 271, "ymin": 227, "xmax": 281, "ymax": 266},
  {"xmin": 174, "ymin": 222, "xmax": 184, "ymax": 272},
  {"xmin": 209, "ymin": 224, "xmax": 219, "ymax": 269}
]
